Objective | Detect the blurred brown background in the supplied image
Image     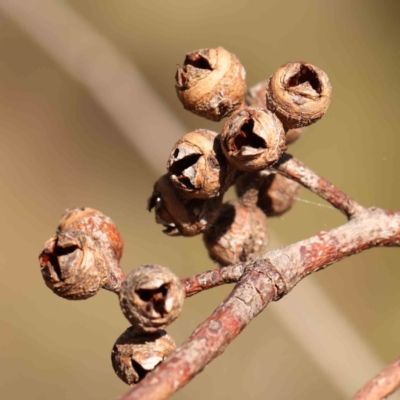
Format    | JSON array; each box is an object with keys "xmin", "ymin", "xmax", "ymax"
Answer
[{"xmin": 0, "ymin": 0, "xmax": 399, "ymax": 399}]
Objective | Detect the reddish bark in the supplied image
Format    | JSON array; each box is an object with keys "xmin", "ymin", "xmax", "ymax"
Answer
[
  {"xmin": 182, "ymin": 264, "xmax": 245, "ymax": 297},
  {"xmin": 120, "ymin": 207, "xmax": 400, "ymax": 400},
  {"xmin": 118, "ymin": 153, "xmax": 400, "ymax": 400},
  {"xmin": 271, "ymin": 154, "xmax": 364, "ymax": 218}
]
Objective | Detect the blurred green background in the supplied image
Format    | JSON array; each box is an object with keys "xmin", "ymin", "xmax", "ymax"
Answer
[{"xmin": 0, "ymin": 0, "xmax": 399, "ymax": 399}]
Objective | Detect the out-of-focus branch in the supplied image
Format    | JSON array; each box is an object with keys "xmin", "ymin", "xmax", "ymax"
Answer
[
  {"xmin": 0, "ymin": 0, "xmax": 184, "ymax": 174},
  {"xmin": 352, "ymin": 357, "xmax": 400, "ymax": 400}
]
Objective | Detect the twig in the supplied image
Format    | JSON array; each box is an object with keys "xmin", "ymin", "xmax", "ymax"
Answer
[
  {"xmin": 183, "ymin": 152, "xmax": 368, "ymax": 300},
  {"xmin": 182, "ymin": 264, "xmax": 245, "ymax": 297},
  {"xmin": 270, "ymin": 153, "xmax": 366, "ymax": 218},
  {"xmin": 352, "ymin": 357, "xmax": 400, "ymax": 400},
  {"xmin": 120, "ymin": 207, "xmax": 400, "ymax": 400}
]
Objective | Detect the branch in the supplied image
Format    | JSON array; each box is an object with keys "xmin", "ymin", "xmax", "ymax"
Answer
[
  {"xmin": 120, "ymin": 207, "xmax": 400, "ymax": 400},
  {"xmin": 182, "ymin": 264, "xmax": 244, "ymax": 297},
  {"xmin": 352, "ymin": 357, "xmax": 400, "ymax": 400},
  {"xmin": 270, "ymin": 153, "xmax": 366, "ymax": 218}
]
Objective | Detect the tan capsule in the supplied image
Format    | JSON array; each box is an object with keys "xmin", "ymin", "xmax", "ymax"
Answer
[
  {"xmin": 167, "ymin": 129, "xmax": 235, "ymax": 199},
  {"xmin": 175, "ymin": 47, "xmax": 247, "ymax": 121},
  {"xmin": 236, "ymin": 172, "xmax": 301, "ymax": 217},
  {"xmin": 148, "ymin": 174, "xmax": 222, "ymax": 237},
  {"xmin": 284, "ymin": 127, "xmax": 306, "ymax": 145},
  {"xmin": 58, "ymin": 207, "xmax": 124, "ymax": 292},
  {"xmin": 39, "ymin": 231, "xmax": 108, "ymax": 300},
  {"xmin": 266, "ymin": 62, "xmax": 332, "ymax": 129},
  {"xmin": 111, "ymin": 327, "xmax": 176, "ymax": 386},
  {"xmin": 221, "ymin": 107, "xmax": 286, "ymax": 171},
  {"xmin": 119, "ymin": 265, "xmax": 185, "ymax": 332},
  {"xmin": 245, "ymin": 80, "xmax": 307, "ymax": 145},
  {"xmin": 203, "ymin": 200, "xmax": 269, "ymax": 266}
]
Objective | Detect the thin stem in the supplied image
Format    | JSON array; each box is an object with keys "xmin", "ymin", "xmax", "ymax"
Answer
[
  {"xmin": 352, "ymin": 357, "xmax": 400, "ymax": 400},
  {"xmin": 269, "ymin": 153, "xmax": 366, "ymax": 219},
  {"xmin": 182, "ymin": 264, "xmax": 245, "ymax": 297}
]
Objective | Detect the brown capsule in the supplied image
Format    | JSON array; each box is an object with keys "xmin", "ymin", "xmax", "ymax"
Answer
[
  {"xmin": 119, "ymin": 264, "xmax": 185, "ymax": 332},
  {"xmin": 236, "ymin": 172, "xmax": 301, "ymax": 217},
  {"xmin": 58, "ymin": 207, "xmax": 124, "ymax": 293},
  {"xmin": 148, "ymin": 174, "xmax": 222, "ymax": 236},
  {"xmin": 221, "ymin": 107, "xmax": 286, "ymax": 171},
  {"xmin": 284, "ymin": 127, "xmax": 306, "ymax": 145},
  {"xmin": 167, "ymin": 129, "xmax": 235, "ymax": 199},
  {"xmin": 203, "ymin": 200, "xmax": 269, "ymax": 266},
  {"xmin": 175, "ymin": 47, "xmax": 247, "ymax": 121},
  {"xmin": 245, "ymin": 79, "xmax": 269, "ymax": 109},
  {"xmin": 39, "ymin": 231, "xmax": 108, "ymax": 300},
  {"xmin": 266, "ymin": 62, "xmax": 332, "ymax": 129},
  {"xmin": 111, "ymin": 327, "xmax": 176, "ymax": 386},
  {"xmin": 245, "ymin": 80, "xmax": 307, "ymax": 145}
]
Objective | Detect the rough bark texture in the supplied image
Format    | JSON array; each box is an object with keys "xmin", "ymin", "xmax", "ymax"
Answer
[
  {"xmin": 182, "ymin": 264, "xmax": 245, "ymax": 297},
  {"xmin": 119, "ymin": 154, "xmax": 400, "ymax": 400},
  {"xmin": 270, "ymin": 153, "xmax": 364, "ymax": 218}
]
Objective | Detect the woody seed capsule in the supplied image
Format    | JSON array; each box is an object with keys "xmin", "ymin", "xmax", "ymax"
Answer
[
  {"xmin": 203, "ymin": 199, "xmax": 269, "ymax": 266},
  {"xmin": 284, "ymin": 127, "xmax": 306, "ymax": 145},
  {"xmin": 148, "ymin": 174, "xmax": 222, "ymax": 236},
  {"xmin": 58, "ymin": 207, "xmax": 124, "ymax": 292},
  {"xmin": 266, "ymin": 62, "xmax": 332, "ymax": 129},
  {"xmin": 111, "ymin": 327, "xmax": 176, "ymax": 386},
  {"xmin": 167, "ymin": 129, "xmax": 235, "ymax": 199},
  {"xmin": 175, "ymin": 47, "xmax": 247, "ymax": 121},
  {"xmin": 236, "ymin": 171, "xmax": 301, "ymax": 217},
  {"xmin": 39, "ymin": 231, "xmax": 108, "ymax": 300},
  {"xmin": 119, "ymin": 264, "xmax": 185, "ymax": 332},
  {"xmin": 245, "ymin": 79, "xmax": 306, "ymax": 145},
  {"xmin": 221, "ymin": 107, "xmax": 286, "ymax": 171}
]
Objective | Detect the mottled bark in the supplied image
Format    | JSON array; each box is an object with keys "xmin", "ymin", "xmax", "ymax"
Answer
[
  {"xmin": 183, "ymin": 264, "xmax": 245, "ymax": 297},
  {"xmin": 270, "ymin": 153, "xmax": 364, "ymax": 218},
  {"xmin": 118, "ymin": 154, "xmax": 400, "ymax": 400},
  {"xmin": 120, "ymin": 207, "xmax": 400, "ymax": 400}
]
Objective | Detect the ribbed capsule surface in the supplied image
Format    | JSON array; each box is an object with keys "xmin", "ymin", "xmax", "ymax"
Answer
[
  {"xmin": 57, "ymin": 207, "xmax": 124, "ymax": 292},
  {"xmin": 111, "ymin": 327, "xmax": 176, "ymax": 386},
  {"xmin": 175, "ymin": 47, "xmax": 247, "ymax": 121},
  {"xmin": 221, "ymin": 107, "xmax": 286, "ymax": 171},
  {"xmin": 167, "ymin": 129, "xmax": 235, "ymax": 199},
  {"xmin": 148, "ymin": 174, "xmax": 222, "ymax": 236},
  {"xmin": 236, "ymin": 172, "xmax": 301, "ymax": 217},
  {"xmin": 266, "ymin": 62, "xmax": 332, "ymax": 129},
  {"xmin": 119, "ymin": 264, "xmax": 185, "ymax": 332},
  {"xmin": 39, "ymin": 231, "xmax": 108, "ymax": 300},
  {"xmin": 245, "ymin": 79, "xmax": 307, "ymax": 145},
  {"xmin": 203, "ymin": 200, "xmax": 269, "ymax": 266}
]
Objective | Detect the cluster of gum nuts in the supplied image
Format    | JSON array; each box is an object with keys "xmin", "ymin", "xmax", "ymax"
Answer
[{"xmin": 38, "ymin": 47, "xmax": 332, "ymax": 386}]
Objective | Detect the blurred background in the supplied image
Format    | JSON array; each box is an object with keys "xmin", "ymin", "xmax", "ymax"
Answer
[{"xmin": 0, "ymin": 0, "xmax": 399, "ymax": 399}]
